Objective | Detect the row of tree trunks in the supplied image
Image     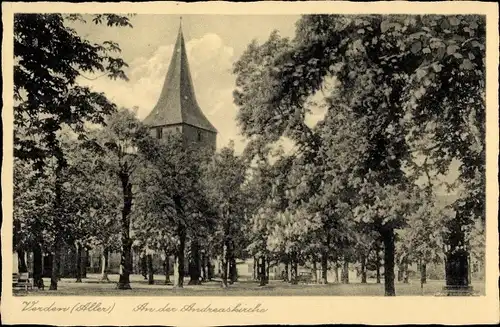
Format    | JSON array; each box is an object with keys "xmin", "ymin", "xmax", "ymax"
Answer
[{"xmin": 133, "ymin": 248, "xmax": 213, "ymax": 287}]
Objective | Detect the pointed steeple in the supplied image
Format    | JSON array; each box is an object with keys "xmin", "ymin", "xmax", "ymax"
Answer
[{"xmin": 144, "ymin": 20, "xmax": 217, "ymax": 133}]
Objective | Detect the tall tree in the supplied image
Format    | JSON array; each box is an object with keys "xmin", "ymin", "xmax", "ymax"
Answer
[
  {"xmin": 202, "ymin": 143, "xmax": 247, "ymax": 288},
  {"xmin": 89, "ymin": 109, "xmax": 152, "ymax": 289},
  {"xmin": 13, "ymin": 158, "xmax": 55, "ymax": 287},
  {"xmin": 401, "ymin": 15, "xmax": 485, "ymax": 291},
  {"xmin": 62, "ymin": 134, "xmax": 122, "ymax": 282},
  {"xmin": 139, "ymin": 134, "xmax": 214, "ymax": 288},
  {"xmin": 14, "ymin": 13, "xmax": 132, "ymax": 290},
  {"xmin": 235, "ymin": 14, "xmax": 485, "ymax": 296}
]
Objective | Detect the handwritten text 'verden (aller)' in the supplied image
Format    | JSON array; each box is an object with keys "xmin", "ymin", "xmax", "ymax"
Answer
[{"xmin": 22, "ymin": 301, "xmax": 115, "ymax": 314}]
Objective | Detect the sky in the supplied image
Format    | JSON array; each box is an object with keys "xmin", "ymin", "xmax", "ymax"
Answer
[
  {"xmin": 70, "ymin": 14, "xmax": 460, "ymax": 193},
  {"xmin": 72, "ymin": 14, "xmax": 301, "ymax": 153}
]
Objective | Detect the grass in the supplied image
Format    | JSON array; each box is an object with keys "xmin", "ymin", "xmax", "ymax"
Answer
[{"xmin": 13, "ymin": 274, "xmax": 485, "ymax": 297}]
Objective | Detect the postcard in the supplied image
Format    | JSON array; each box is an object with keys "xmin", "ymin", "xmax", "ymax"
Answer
[{"xmin": 2, "ymin": 1, "xmax": 499, "ymax": 325}]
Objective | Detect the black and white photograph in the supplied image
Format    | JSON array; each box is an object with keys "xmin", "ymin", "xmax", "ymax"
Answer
[{"xmin": 2, "ymin": 1, "xmax": 499, "ymax": 325}]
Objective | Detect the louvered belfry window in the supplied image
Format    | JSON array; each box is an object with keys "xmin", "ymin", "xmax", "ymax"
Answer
[{"xmin": 156, "ymin": 127, "xmax": 163, "ymax": 139}]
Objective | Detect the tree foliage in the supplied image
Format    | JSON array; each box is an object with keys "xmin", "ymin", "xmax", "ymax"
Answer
[{"xmin": 14, "ymin": 13, "xmax": 132, "ymax": 170}]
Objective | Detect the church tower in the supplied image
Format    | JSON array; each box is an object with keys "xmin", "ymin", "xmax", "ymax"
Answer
[{"xmin": 144, "ymin": 20, "xmax": 217, "ymax": 150}]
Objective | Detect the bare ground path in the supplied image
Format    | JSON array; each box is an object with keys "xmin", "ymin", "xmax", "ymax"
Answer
[{"xmin": 13, "ymin": 274, "xmax": 485, "ymax": 296}]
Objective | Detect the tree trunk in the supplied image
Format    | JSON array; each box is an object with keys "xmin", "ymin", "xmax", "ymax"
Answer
[
  {"xmin": 75, "ymin": 243, "xmax": 82, "ymax": 283},
  {"xmin": 164, "ymin": 251, "xmax": 171, "ymax": 285},
  {"xmin": 253, "ymin": 256, "xmax": 258, "ymax": 281},
  {"xmin": 341, "ymin": 260, "xmax": 349, "ymax": 284},
  {"xmin": 174, "ymin": 225, "xmax": 186, "ymax": 288},
  {"xmin": 445, "ymin": 250, "xmax": 469, "ymax": 287},
  {"xmin": 468, "ymin": 254, "xmax": 472, "ymax": 284},
  {"xmin": 141, "ymin": 255, "xmax": 147, "ymax": 280},
  {"xmin": 259, "ymin": 256, "xmax": 266, "ymax": 286},
  {"xmin": 17, "ymin": 250, "xmax": 28, "ymax": 273},
  {"xmin": 117, "ymin": 171, "xmax": 133, "ymax": 290},
  {"xmin": 334, "ymin": 262, "xmax": 340, "ymax": 283},
  {"xmin": 360, "ymin": 254, "xmax": 367, "ymax": 283},
  {"xmin": 173, "ymin": 254, "xmax": 180, "ymax": 287},
  {"xmin": 420, "ymin": 262, "xmax": 427, "ymax": 284},
  {"xmin": 101, "ymin": 247, "xmax": 110, "ymax": 282},
  {"xmin": 147, "ymin": 254, "xmax": 154, "ymax": 285},
  {"xmin": 284, "ymin": 261, "xmax": 289, "ymax": 282},
  {"xmin": 188, "ymin": 240, "xmax": 202, "ymax": 285},
  {"xmin": 311, "ymin": 258, "xmax": 318, "ymax": 284},
  {"xmin": 320, "ymin": 251, "xmax": 328, "ymax": 284},
  {"xmin": 221, "ymin": 242, "xmax": 229, "ymax": 288},
  {"xmin": 443, "ymin": 215, "xmax": 472, "ymax": 295},
  {"xmin": 33, "ymin": 243, "xmax": 43, "ymax": 288},
  {"xmin": 49, "ymin": 237, "xmax": 61, "ymax": 290},
  {"xmin": 82, "ymin": 249, "xmax": 88, "ymax": 278},
  {"xmin": 381, "ymin": 227, "xmax": 396, "ymax": 296},
  {"xmin": 290, "ymin": 251, "xmax": 298, "ymax": 285},
  {"xmin": 201, "ymin": 251, "xmax": 207, "ymax": 282},
  {"xmin": 207, "ymin": 255, "xmax": 214, "ymax": 280},
  {"xmin": 266, "ymin": 257, "xmax": 271, "ymax": 283},
  {"xmin": 419, "ymin": 259, "xmax": 426, "ymax": 290},
  {"xmin": 403, "ymin": 260, "xmax": 409, "ymax": 284},
  {"xmin": 376, "ymin": 256, "xmax": 381, "ymax": 284},
  {"xmin": 117, "ymin": 239, "xmax": 132, "ymax": 289},
  {"xmin": 49, "ymin": 161, "xmax": 64, "ymax": 291},
  {"xmin": 229, "ymin": 255, "xmax": 237, "ymax": 284},
  {"xmin": 80, "ymin": 245, "xmax": 87, "ymax": 280}
]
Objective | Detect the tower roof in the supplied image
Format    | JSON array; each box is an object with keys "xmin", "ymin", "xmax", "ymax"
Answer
[{"xmin": 144, "ymin": 21, "xmax": 217, "ymax": 133}]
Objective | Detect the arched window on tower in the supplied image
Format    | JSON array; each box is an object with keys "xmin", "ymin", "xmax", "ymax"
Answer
[{"xmin": 197, "ymin": 131, "xmax": 202, "ymax": 142}]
